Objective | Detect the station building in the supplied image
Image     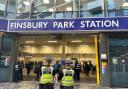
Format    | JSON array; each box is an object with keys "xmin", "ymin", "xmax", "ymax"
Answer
[{"xmin": 0, "ymin": 0, "xmax": 128, "ymax": 88}]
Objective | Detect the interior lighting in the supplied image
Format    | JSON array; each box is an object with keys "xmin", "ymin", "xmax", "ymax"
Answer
[
  {"xmin": 41, "ymin": 46, "xmax": 49, "ymax": 47},
  {"xmin": 43, "ymin": 0, "xmax": 50, "ymax": 4},
  {"xmin": 25, "ymin": 41, "xmax": 35, "ymax": 43},
  {"xmin": 24, "ymin": 46, "xmax": 31, "ymax": 48},
  {"xmin": 48, "ymin": 41, "xmax": 57, "ymax": 43},
  {"xmin": 49, "ymin": 8, "xmax": 54, "ymax": 12},
  {"xmin": 33, "ymin": 10, "xmax": 37, "ymax": 13},
  {"xmin": 71, "ymin": 40, "xmax": 82, "ymax": 43},
  {"xmin": 66, "ymin": 7, "xmax": 72, "ymax": 11},
  {"xmin": 122, "ymin": 2, "xmax": 128, "ymax": 7},
  {"xmin": 80, "ymin": 45, "xmax": 89, "ymax": 47},
  {"xmin": 23, "ymin": 1, "xmax": 31, "ymax": 5},
  {"xmin": 65, "ymin": 0, "xmax": 71, "ymax": 2}
]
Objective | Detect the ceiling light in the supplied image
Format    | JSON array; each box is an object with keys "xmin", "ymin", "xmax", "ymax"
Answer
[
  {"xmin": 80, "ymin": 45, "xmax": 89, "ymax": 47},
  {"xmin": 122, "ymin": 2, "xmax": 128, "ymax": 7},
  {"xmin": 66, "ymin": 7, "xmax": 72, "ymax": 11},
  {"xmin": 71, "ymin": 40, "xmax": 82, "ymax": 43},
  {"xmin": 41, "ymin": 46, "xmax": 49, "ymax": 47},
  {"xmin": 43, "ymin": 0, "xmax": 50, "ymax": 4},
  {"xmin": 25, "ymin": 55, "xmax": 32, "ymax": 57},
  {"xmin": 49, "ymin": 8, "xmax": 54, "ymax": 12},
  {"xmin": 33, "ymin": 10, "xmax": 37, "ymax": 13},
  {"xmin": 48, "ymin": 41, "xmax": 57, "ymax": 43},
  {"xmin": 25, "ymin": 41, "xmax": 34, "ymax": 43},
  {"xmin": 65, "ymin": 0, "xmax": 71, "ymax": 2},
  {"xmin": 24, "ymin": 46, "xmax": 31, "ymax": 48},
  {"xmin": 23, "ymin": 1, "xmax": 31, "ymax": 5}
]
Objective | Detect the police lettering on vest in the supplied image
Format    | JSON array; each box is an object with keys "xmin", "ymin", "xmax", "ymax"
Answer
[
  {"xmin": 40, "ymin": 66, "xmax": 53, "ymax": 84},
  {"xmin": 61, "ymin": 69, "xmax": 74, "ymax": 87}
]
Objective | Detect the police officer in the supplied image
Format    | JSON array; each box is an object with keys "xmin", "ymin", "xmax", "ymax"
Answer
[
  {"xmin": 14, "ymin": 61, "xmax": 20, "ymax": 82},
  {"xmin": 60, "ymin": 62, "xmax": 74, "ymax": 89},
  {"xmin": 39, "ymin": 59, "xmax": 54, "ymax": 89}
]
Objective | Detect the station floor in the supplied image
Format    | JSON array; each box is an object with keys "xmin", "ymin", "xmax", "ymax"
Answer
[
  {"xmin": 0, "ymin": 71, "xmax": 126, "ymax": 89},
  {"xmin": 0, "ymin": 81, "xmax": 126, "ymax": 89}
]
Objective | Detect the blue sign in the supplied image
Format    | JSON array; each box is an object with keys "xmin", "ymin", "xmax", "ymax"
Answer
[
  {"xmin": 0, "ymin": 17, "xmax": 127, "ymax": 32},
  {"xmin": 0, "ymin": 19, "xmax": 8, "ymax": 31}
]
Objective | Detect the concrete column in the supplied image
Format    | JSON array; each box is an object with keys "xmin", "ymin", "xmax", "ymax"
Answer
[
  {"xmin": 9, "ymin": 34, "xmax": 19, "ymax": 82},
  {"xmin": 99, "ymin": 33, "xmax": 110, "ymax": 87},
  {"xmin": 62, "ymin": 38, "xmax": 66, "ymax": 59},
  {"xmin": 72, "ymin": 0, "xmax": 78, "ymax": 18}
]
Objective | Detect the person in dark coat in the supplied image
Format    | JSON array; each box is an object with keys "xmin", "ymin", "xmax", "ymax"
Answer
[
  {"xmin": 83, "ymin": 61, "xmax": 90, "ymax": 77},
  {"xmin": 74, "ymin": 61, "xmax": 81, "ymax": 81},
  {"xmin": 25, "ymin": 62, "xmax": 31, "ymax": 76},
  {"xmin": 34, "ymin": 62, "xmax": 42, "ymax": 81},
  {"xmin": 58, "ymin": 65, "xmax": 63, "ymax": 81},
  {"xmin": 19, "ymin": 61, "xmax": 23, "ymax": 80},
  {"xmin": 14, "ymin": 61, "xmax": 20, "ymax": 82}
]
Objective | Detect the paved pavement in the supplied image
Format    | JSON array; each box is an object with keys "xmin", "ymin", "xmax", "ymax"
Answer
[
  {"xmin": 0, "ymin": 81, "xmax": 98, "ymax": 89},
  {"xmin": 0, "ymin": 81, "xmax": 127, "ymax": 89}
]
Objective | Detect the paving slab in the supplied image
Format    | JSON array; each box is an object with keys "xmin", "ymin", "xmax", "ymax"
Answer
[{"xmin": 0, "ymin": 81, "xmax": 127, "ymax": 89}]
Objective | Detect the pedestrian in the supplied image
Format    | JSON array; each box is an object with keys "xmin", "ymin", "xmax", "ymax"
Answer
[
  {"xmin": 34, "ymin": 62, "xmax": 41, "ymax": 81},
  {"xmin": 88, "ymin": 61, "xmax": 93, "ymax": 74},
  {"xmin": 53, "ymin": 61, "xmax": 60, "ymax": 77},
  {"xmin": 14, "ymin": 61, "xmax": 20, "ymax": 82},
  {"xmin": 83, "ymin": 61, "xmax": 90, "ymax": 77},
  {"xmin": 25, "ymin": 62, "xmax": 31, "ymax": 76},
  {"xmin": 19, "ymin": 61, "xmax": 23, "ymax": 80},
  {"xmin": 58, "ymin": 65, "xmax": 63, "ymax": 81},
  {"xmin": 74, "ymin": 60, "xmax": 81, "ymax": 81}
]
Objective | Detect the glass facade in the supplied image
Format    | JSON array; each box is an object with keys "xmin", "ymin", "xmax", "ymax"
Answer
[
  {"xmin": 0, "ymin": 0, "xmax": 102, "ymax": 19},
  {"xmin": 0, "ymin": 0, "xmax": 127, "ymax": 19},
  {"xmin": 0, "ymin": 0, "xmax": 7, "ymax": 19},
  {"xmin": 107, "ymin": 0, "xmax": 128, "ymax": 16}
]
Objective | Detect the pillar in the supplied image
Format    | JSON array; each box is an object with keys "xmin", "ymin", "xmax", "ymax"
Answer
[
  {"xmin": 62, "ymin": 38, "xmax": 66, "ymax": 59},
  {"xmin": 99, "ymin": 33, "xmax": 110, "ymax": 87},
  {"xmin": 72, "ymin": 0, "xmax": 78, "ymax": 18},
  {"xmin": 8, "ymin": 34, "xmax": 19, "ymax": 82},
  {"xmin": 0, "ymin": 32, "xmax": 3, "ymax": 51}
]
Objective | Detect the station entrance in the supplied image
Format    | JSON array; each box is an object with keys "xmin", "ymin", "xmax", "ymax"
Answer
[{"xmin": 17, "ymin": 34, "xmax": 99, "ymax": 84}]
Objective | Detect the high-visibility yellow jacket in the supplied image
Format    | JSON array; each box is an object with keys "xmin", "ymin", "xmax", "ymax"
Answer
[
  {"xmin": 61, "ymin": 69, "xmax": 74, "ymax": 86},
  {"xmin": 40, "ymin": 66, "xmax": 53, "ymax": 84}
]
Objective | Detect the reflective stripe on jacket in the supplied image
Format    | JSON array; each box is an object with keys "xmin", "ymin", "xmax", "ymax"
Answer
[
  {"xmin": 61, "ymin": 69, "xmax": 74, "ymax": 86},
  {"xmin": 40, "ymin": 66, "xmax": 53, "ymax": 84}
]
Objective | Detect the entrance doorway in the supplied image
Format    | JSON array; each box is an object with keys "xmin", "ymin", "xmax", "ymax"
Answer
[{"xmin": 17, "ymin": 34, "xmax": 98, "ymax": 84}]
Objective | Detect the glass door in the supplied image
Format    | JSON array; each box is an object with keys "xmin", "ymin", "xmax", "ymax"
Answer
[{"xmin": 109, "ymin": 38, "xmax": 128, "ymax": 87}]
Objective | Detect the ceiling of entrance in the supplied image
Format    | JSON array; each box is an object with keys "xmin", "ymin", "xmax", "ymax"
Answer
[{"xmin": 19, "ymin": 34, "xmax": 95, "ymax": 47}]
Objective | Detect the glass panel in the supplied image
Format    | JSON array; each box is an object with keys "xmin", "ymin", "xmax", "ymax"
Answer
[
  {"xmin": 109, "ymin": 38, "xmax": 128, "ymax": 87},
  {"xmin": 107, "ymin": 0, "xmax": 128, "ymax": 16},
  {"xmin": 0, "ymin": 35, "xmax": 13, "ymax": 82},
  {"xmin": 6, "ymin": 0, "xmax": 16, "ymax": 19},
  {"xmin": 80, "ymin": 0, "xmax": 103, "ymax": 17},
  {"xmin": 0, "ymin": 0, "xmax": 7, "ymax": 19},
  {"xmin": 0, "ymin": 38, "xmax": 12, "ymax": 68},
  {"xmin": 16, "ymin": 0, "xmax": 31, "ymax": 19},
  {"xmin": 32, "ymin": 0, "xmax": 55, "ymax": 19},
  {"xmin": 55, "ymin": 0, "xmax": 79, "ymax": 18}
]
